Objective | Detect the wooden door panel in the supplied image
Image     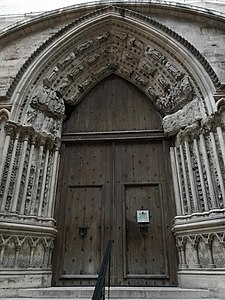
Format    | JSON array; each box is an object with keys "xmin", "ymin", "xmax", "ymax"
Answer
[
  {"xmin": 63, "ymin": 75, "xmax": 162, "ymax": 133},
  {"xmin": 53, "ymin": 142, "xmax": 113, "ymax": 286},
  {"xmin": 60, "ymin": 185, "xmax": 103, "ymax": 278},
  {"xmin": 114, "ymin": 141, "xmax": 174, "ymax": 285},
  {"xmin": 124, "ymin": 183, "xmax": 168, "ymax": 278}
]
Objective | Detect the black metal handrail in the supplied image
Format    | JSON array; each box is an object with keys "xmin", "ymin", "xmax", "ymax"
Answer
[{"xmin": 92, "ymin": 240, "xmax": 113, "ymax": 300}]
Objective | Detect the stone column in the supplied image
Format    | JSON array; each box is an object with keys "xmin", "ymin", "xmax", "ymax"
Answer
[
  {"xmin": 11, "ymin": 131, "xmax": 29, "ymax": 213},
  {"xmin": 170, "ymin": 147, "xmax": 182, "ymax": 215},
  {"xmin": 184, "ymin": 140, "xmax": 198, "ymax": 212},
  {"xmin": 179, "ymin": 144, "xmax": 192, "ymax": 213},
  {"xmin": 193, "ymin": 138, "xmax": 209, "ymax": 211},
  {"xmin": 20, "ymin": 135, "xmax": 36, "ymax": 215},
  {"xmin": 0, "ymin": 123, "xmax": 16, "ymax": 193},
  {"xmin": 199, "ymin": 134, "xmax": 216, "ymax": 208},
  {"xmin": 1, "ymin": 127, "xmax": 20, "ymax": 212},
  {"xmin": 38, "ymin": 143, "xmax": 51, "ymax": 217},
  {"xmin": 47, "ymin": 141, "xmax": 60, "ymax": 218}
]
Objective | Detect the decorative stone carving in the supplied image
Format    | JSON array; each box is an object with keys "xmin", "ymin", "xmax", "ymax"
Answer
[
  {"xmin": 175, "ymin": 232, "xmax": 225, "ymax": 270},
  {"xmin": 78, "ymin": 76, "xmax": 93, "ymax": 92},
  {"xmin": 77, "ymin": 40, "xmax": 93, "ymax": 53},
  {"xmin": 146, "ymin": 47, "xmax": 165, "ymax": 62},
  {"xmin": 140, "ymin": 60, "xmax": 156, "ymax": 76},
  {"xmin": 163, "ymin": 98, "xmax": 202, "ymax": 136},
  {"xmin": 114, "ymin": 30, "xmax": 127, "ymax": 40},
  {"xmin": 68, "ymin": 65, "xmax": 84, "ymax": 79},
  {"xmin": 0, "ymin": 233, "xmax": 54, "ymax": 270},
  {"xmin": 165, "ymin": 60, "xmax": 184, "ymax": 81},
  {"xmin": 134, "ymin": 73, "xmax": 148, "ymax": 86},
  {"xmin": 97, "ymin": 32, "xmax": 110, "ymax": 43},
  {"xmin": 57, "ymin": 52, "xmax": 77, "ymax": 71},
  {"xmin": 125, "ymin": 51, "xmax": 139, "ymax": 63},
  {"xmin": 157, "ymin": 77, "xmax": 195, "ymax": 115},
  {"xmin": 57, "ymin": 77, "xmax": 70, "ymax": 94},
  {"xmin": 87, "ymin": 53, "xmax": 100, "ymax": 65},
  {"xmin": 127, "ymin": 37, "xmax": 144, "ymax": 50},
  {"xmin": 43, "ymin": 67, "xmax": 59, "ymax": 87},
  {"xmin": 25, "ymin": 86, "xmax": 65, "ymax": 137},
  {"xmin": 147, "ymin": 86, "xmax": 157, "ymax": 102},
  {"xmin": 31, "ymin": 87, "xmax": 65, "ymax": 118},
  {"xmin": 157, "ymin": 74, "xmax": 170, "ymax": 91}
]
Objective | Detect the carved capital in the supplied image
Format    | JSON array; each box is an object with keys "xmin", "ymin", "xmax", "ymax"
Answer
[{"xmin": 4, "ymin": 122, "xmax": 18, "ymax": 138}]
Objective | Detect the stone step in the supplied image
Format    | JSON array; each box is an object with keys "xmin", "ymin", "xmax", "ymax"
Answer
[
  {"xmin": 16, "ymin": 287, "xmax": 216, "ymax": 299},
  {"xmin": 0, "ymin": 299, "xmax": 220, "ymax": 300}
]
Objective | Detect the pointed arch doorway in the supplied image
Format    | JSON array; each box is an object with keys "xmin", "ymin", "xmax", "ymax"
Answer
[{"xmin": 52, "ymin": 75, "xmax": 177, "ymax": 287}]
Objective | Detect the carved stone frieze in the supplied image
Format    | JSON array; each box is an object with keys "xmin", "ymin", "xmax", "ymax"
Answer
[
  {"xmin": 0, "ymin": 233, "xmax": 54, "ymax": 270},
  {"xmin": 175, "ymin": 232, "xmax": 225, "ymax": 270}
]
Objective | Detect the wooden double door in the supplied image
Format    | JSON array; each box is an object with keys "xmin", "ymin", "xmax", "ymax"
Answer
[{"xmin": 52, "ymin": 75, "xmax": 177, "ymax": 286}]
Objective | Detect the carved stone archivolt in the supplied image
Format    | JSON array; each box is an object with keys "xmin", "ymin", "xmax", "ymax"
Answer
[{"xmin": 10, "ymin": 6, "xmax": 210, "ymax": 129}]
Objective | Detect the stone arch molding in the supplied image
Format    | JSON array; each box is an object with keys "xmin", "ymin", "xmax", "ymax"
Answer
[{"xmin": 9, "ymin": 5, "xmax": 219, "ymax": 140}]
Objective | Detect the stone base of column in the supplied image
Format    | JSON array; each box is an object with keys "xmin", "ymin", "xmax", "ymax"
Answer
[
  {"xmin": 0, "ymin": 270, "xmax": 52, "ymax": 297},
  {"xmin": 178, "ymin": 269, "xmax": 225, "ymax": 296}
]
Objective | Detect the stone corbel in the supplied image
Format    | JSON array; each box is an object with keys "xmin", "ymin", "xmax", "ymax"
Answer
[{"xmin": 162, "ymin": 97, "xmax": 202, "ymax": 137}]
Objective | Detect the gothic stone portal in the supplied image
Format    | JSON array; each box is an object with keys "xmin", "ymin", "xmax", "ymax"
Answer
[{"xmin": 52, "ymin": 75, "xmax": 177, "ymax": 286}]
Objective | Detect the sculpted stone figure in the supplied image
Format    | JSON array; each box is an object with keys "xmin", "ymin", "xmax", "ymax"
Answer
[
  {"xmin": 31, "ymin": 86, "xmax": 65, "ymax": 118},
  {"xmin": 127, "ymin": 37, "xmax": 144, "ymax": 50},
  {"xmin": 156, "ymin": 77, "xmax": 194, "ymax": 114},
  {"xmin": 47, "ymin": 90, "xmax": 65, "ymax": 118},
  {"xmin": 26, "ymin": 86, "xmax": 65, "ymax": 136},
  {"xmin": 141, "ymin": 61, "xmax": 156, "ymax": 76},
  {"xmin": 147, "ymin": 86, "xmax": 158, "ymax": 102},
  {"xmin": 31, "ymin": 86, "xmax": 49, "ymax": 108},
  {"xmin": 69, "ymin": 65, "xmax": 84, "ymax": 79},
  {"xmin": 57, "ymin": 52, "xmax": 77, "ymax": 70},
  {"xmin": 88, "ymin": 53, "xmax": 100, "ymax": 65},
  {"xmin": 97, "ymin": 32, "xmax": 110, "ymax": 42},
  {"xmin": 146, "ymin": 47, "xmax": 165, "ymax": 62},
  {"xmin": 157, "ymin": 74, "xmax": 170, "ymax": 91},
  {"xmin": 43, "ymin": 67, "xmax": 59, "ymax": 87},
  {"xmin": 165, "ymin": 61, "xmax": 184, "ymax": 81},
  {"xmin": 77, "ymin": 40, "xmax": 93, "ymax": 52},
  {"xmin": 134, "ymin": 74, "xmax": 148, "ymax": 86}
]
